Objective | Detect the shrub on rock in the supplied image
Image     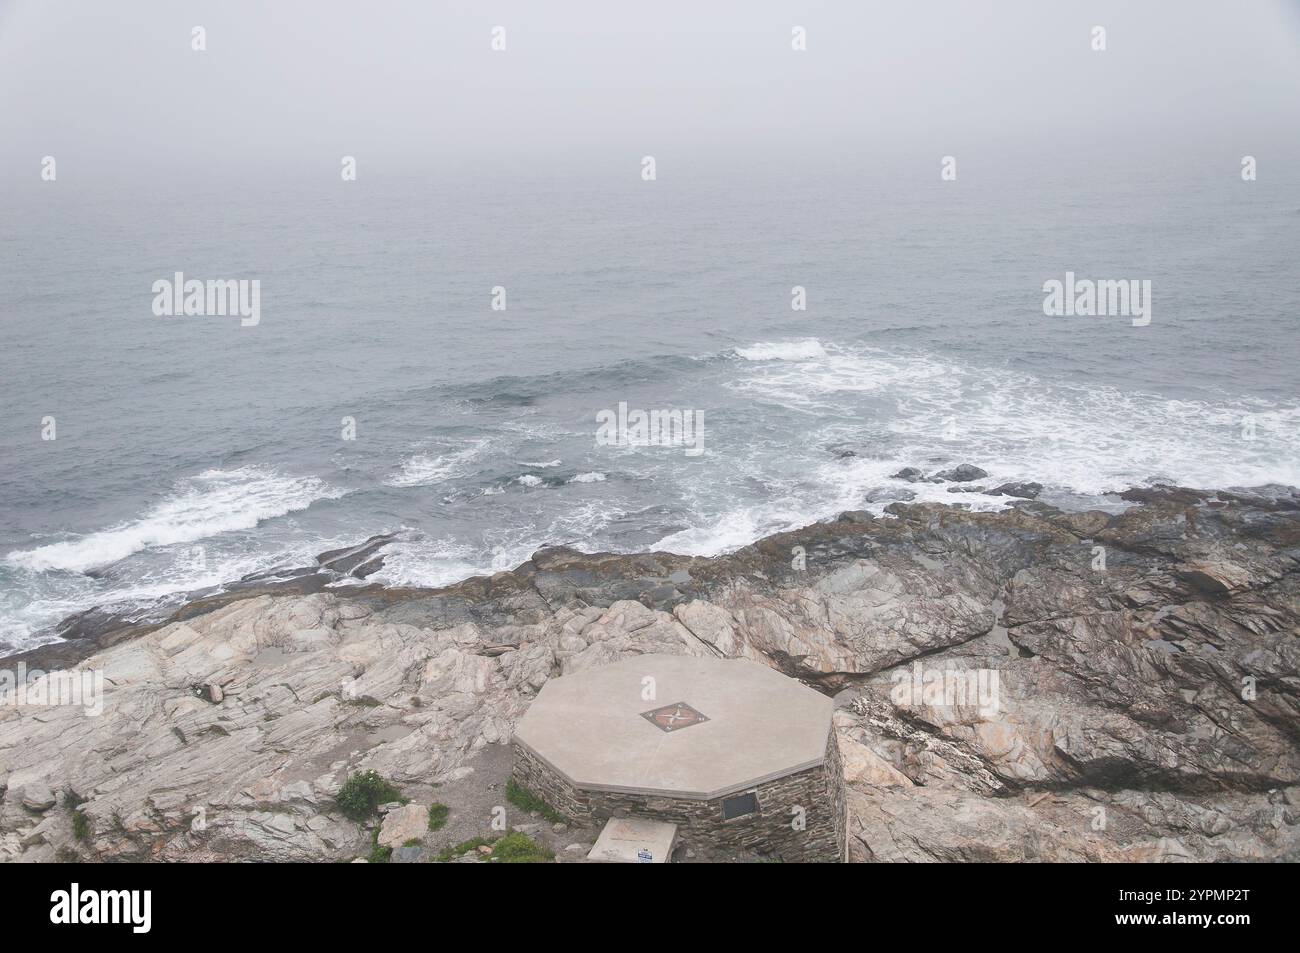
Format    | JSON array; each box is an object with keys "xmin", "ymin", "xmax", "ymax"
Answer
[{"xmin": 336, "ymin": 770, "xmax": 402, "ymax": 822}]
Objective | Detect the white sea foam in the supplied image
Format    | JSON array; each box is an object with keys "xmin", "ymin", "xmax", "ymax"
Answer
[
  {"xmin": 387, "ymin": 440, "xmax": 489, "ymax": 488},
  {"xmin": 516, "ymin": 474, "xmax": 544, "ymax": 487},
  {"xmin": 730, "ymin": 342, "xmax": 1300, "ymax": 496},
  {"xmin": 568, "ymin": 471, "xmax": 606, "ymax": 483},
  {"xmin": 652, "ymin": 341, "xmax": 1300, "ymax": 557},
  {"xmin": 517, "ymin": 459, "xmax": 562, "ymax": 468},
  {"xmin": 368, "ymin": 538, "xmax": 507, "ymax": 590},
  {"xmin": 735, "ymin": 339, "xmax": 827, "ymax": 362},
  {"xmin": 374, "ymin": 500, "xmax": 621, "ymax": 589},
  {"xmin": 650, "ymin": 455, "xmax": 1012, "ymax": 558},
  {"xmin": 5, "ymin": 468, "xmax": 343, "ymax": 575}
]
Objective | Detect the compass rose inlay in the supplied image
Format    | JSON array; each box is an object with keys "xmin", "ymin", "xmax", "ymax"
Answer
[{"xmin": 640, "ymin": 701, "xmax": 709, "ymax": 733}]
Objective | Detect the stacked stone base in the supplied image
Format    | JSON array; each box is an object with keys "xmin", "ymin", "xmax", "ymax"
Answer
[{"xmin": 513, "ymin": 733, "xmax": 845, "ymax": 862}]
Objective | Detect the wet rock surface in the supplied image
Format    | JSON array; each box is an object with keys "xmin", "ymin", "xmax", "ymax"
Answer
[
  {"xmin": 930, "ymin": 464, "xmax": 989, "ymax": 483},
  {"xmin": 1, "ymin": 486, "xmax": 1297, "ymax": 862}
]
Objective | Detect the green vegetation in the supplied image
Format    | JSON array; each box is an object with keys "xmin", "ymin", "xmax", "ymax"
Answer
[
  {"xmin": 432, "ymin": 828, "xmax": 554, "ymax": 863},
  {"xmin": 367, "ymin": 829, "xmax": 392, "ymax": 864},
  {"xmin": 427, "ymin": 803, "xmax": 449, "ymax": 831},
  {"xmin": 489, "ymin": 831, "xmax": 554, "ymax": 864},
  {"xmin": 403, "ymin": 838, "xmax": 423, "ymax": 848},
  {"xmin": 505, "ymin": 778, "xmax": 564, "ymax": 824},
  {"xmin": 336, "ymin": 770, "xmax": 403, "ymax": 821},
  {"xmin": 65, "ymin": 790, "xmax": 91, "ymax": 843},
  {"xmin": 436, "ymin": 836, "xmax": 494, "ymax": 863}
]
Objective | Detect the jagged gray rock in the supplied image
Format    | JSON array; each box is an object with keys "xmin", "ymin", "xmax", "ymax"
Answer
[
  {"xmin": 890, "ymin": 467, "xmax": 925, "ymax": 483},
  {"xmin": 1, "ymin": 486, "xmax": 1297, "ymax": 862},
  {"xmin": 988, "ymin": 481, "xmax": 1043, "ymax": 499},
  {"xmin": 931, "ymin": 464, "xmax": 989, "ymax": 483}
]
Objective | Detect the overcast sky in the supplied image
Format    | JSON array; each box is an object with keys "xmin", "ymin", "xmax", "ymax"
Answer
[{"xmin": 2, "ymin": 0, "xmax": 1299, "ymax": 184}]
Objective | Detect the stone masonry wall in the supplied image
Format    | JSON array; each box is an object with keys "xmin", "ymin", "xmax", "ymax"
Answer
[
  {"xmin": 823, "ymin": 728, "xmax": 847, "ymax": 861},
  {"xmin": 513, "ymin": 737, "xmax": 845, "ymax": 862}
]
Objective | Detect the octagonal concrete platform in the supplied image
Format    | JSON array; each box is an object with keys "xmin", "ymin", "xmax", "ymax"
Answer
[{"xmin": 512, "ymin": 654, "xmax": 833, "ymax": 799}]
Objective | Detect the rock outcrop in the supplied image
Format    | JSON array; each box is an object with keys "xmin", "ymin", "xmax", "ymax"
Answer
[{"xmin": 1, "ymin": 486, "xmax": 1297, "ymax": 862}]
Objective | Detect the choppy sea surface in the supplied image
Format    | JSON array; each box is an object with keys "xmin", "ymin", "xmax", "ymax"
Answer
[{"xmin": 2, "ymin": 163, "xmax": 1298, "ymax": 652}]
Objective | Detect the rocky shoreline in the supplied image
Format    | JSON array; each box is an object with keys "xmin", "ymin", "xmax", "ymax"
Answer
[{"xmin": 2, "ymin": 482, "xmax": 1298, "ymax": 862}]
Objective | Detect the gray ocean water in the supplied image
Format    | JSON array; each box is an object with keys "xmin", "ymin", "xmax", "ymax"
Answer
[{"xmin": 2, "ymin": 159, "xmax": 1298, "ymax": 652}]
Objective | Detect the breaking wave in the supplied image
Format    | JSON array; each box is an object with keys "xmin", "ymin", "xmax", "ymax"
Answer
[{"xmin": 6, "ymin": 467, "xmax": 344, "ymax": 574}]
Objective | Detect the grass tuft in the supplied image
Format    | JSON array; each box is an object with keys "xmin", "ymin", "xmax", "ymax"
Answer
[
  {"xmin": 436, "ymin": 836, "xmax": 494, "ymax": 863},
  {"xmin": 505, "ymin": 778, "xmax": 564, "ymax": 824},
  {"xmin": 490, "ymin": 831, "xmax": 554, "ymax": 864},
  {"xmin": 367, "ymin": 829, "xmax": 392, "ymax": 864}
]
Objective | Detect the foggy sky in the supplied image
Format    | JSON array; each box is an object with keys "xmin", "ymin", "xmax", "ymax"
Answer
[{"xmin": 1, "ymin": 0, "xmax": 1299, "ymax": 184}]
